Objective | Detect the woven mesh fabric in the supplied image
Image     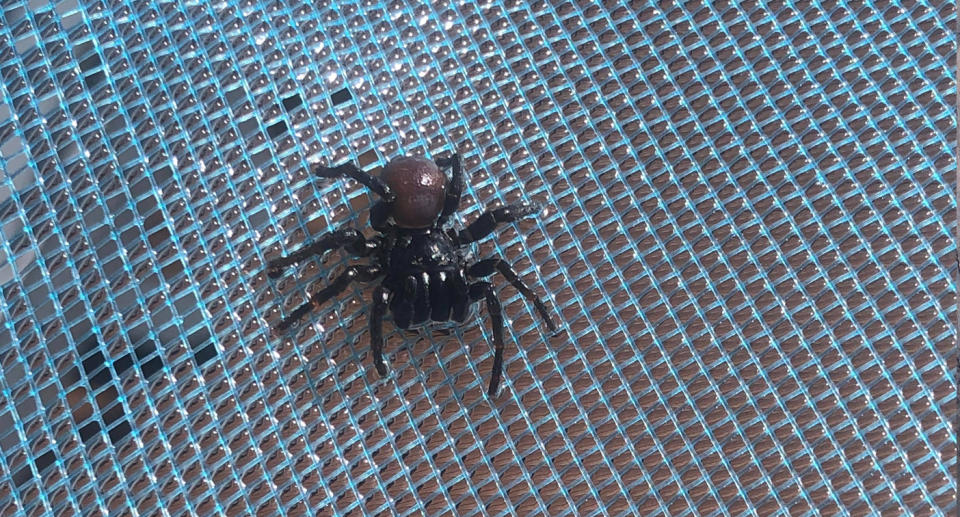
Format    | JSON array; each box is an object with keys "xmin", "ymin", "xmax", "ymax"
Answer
[{"xmin": 0, "ymin": 0, "xmax": 956, "ymax": 514}]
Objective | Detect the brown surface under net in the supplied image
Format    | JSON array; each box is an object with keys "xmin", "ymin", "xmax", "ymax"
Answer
[{"xmin": 0, "ymin": 0, "xmax": 955, "ymax": 515}]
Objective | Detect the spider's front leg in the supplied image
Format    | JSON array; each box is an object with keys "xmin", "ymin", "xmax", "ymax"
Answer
[
  {"xmin": 276, "ymin": 265, "xmax": 381, "ymax": 330},
  {"xmin": 266, "ymin": 228, "xmax": 376, "ymax": 278},
  {"xmin": 369, "ymin": 285, "xmax": 390, "ymax": 376},
  {"xmin": 468, "ymin": 258, "xmax": 557, "ymax": 332},
  {"xmin": 469, "ymin": 281, "xmax": 506, "ymax": 396}
]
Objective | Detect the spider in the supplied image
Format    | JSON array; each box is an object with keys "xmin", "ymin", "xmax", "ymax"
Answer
[{"xmin": 267, "ymin": 153, "xmax": 557, "ymax": 396}]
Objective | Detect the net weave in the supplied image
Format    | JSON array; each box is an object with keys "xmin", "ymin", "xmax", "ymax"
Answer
[{"xmin": 0, "ymin": 0, "xmax": 956, "ymax": 515}]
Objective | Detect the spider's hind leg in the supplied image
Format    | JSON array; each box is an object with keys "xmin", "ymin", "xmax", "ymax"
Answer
[
  {"xmin": 454, "ymin": 203, "xmax": 540, "ymax": 245},
  {"xmin": 314, "ymin": 162, "xmax": 395, "ymax": 202},
  {"xmin": 435, "ymin": 153, "xmax": 463, "ymax": 226}
]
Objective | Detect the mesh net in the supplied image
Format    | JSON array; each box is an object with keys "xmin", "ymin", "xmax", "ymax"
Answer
[{"xmin": 0, "ymin": 0, "xmax": 956, "ymax": 514}]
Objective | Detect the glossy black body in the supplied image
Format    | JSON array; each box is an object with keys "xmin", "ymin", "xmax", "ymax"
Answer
[
  {"xmin": 381, "ymin": 229, "xmax": 470, "ymax": 328},
  {"xmin": 268, "ymin": 154, "xmax": 557, "ymax": 396}
]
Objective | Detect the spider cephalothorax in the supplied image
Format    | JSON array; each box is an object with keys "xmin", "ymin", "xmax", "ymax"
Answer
[{"xmin": 267, "ymin": 153, "xmax": 557, "ymax": 395}]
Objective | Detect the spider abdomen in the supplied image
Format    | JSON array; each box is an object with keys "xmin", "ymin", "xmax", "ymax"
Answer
[{"xmin": 381, "ymin": 157, "xmax": 446, "ymax": 229}]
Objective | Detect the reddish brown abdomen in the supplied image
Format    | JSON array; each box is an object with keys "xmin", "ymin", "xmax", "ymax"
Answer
[{"xmin": 381, "ymin": 156, "xmax": 446, "ymax": 228}]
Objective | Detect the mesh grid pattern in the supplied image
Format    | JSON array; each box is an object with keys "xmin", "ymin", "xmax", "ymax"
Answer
[{"xmin": 0, "ymin": 0, "xmax": 956, "ymax": 514}]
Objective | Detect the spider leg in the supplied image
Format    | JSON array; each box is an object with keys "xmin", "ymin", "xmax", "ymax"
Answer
[
  {"xmin": 468, "ymin": 258, "xmax": 557, "ymax": 332},
  {"xmin": 435, "ymin": 153, "xmax": 462, "ymax": 226},
  {"xmin": 276, "ymin": 265, "xmax": 381, "ymax": 331},
  {"xmin": 370, "ymin": 285, "xmax": 390, "ymax": 376},
  {"xmin": 454, "ymin": 203, "xmax": 540, "ymax": 245},
  {"xmin": 266, "ymin": 228, "xmax": 376, "ymax": 278},
  {"xmin": 369, "ymin": 201, "xmax": 392, "ymax": 232},
  {"xmin": 314, "ymin": 162, "xmax": 396, "ymax": 202},
  {"xmin": 469, "ymin": 281, "xmax": 505, "ymax": 396}
]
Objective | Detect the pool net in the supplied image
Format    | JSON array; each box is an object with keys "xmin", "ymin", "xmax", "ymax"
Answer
[{"xmin": 0, "ymin": 0, "xmax": 956, "ymax": 514}]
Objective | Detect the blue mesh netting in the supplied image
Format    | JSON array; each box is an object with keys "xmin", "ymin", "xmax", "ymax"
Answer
[{"xmin": 0, "ymin": 0, "xmax": 956, "ymax": 514}]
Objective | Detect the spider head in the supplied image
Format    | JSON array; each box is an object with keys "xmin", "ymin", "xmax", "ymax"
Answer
[{"xmin": 381, "ymin": 156, "xmax": 447, "ymax": 229}]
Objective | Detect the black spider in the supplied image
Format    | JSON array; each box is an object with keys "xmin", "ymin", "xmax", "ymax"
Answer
[{"xmin": 267, "ymin": 153, "xmax": 557, "ymax": 395}]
